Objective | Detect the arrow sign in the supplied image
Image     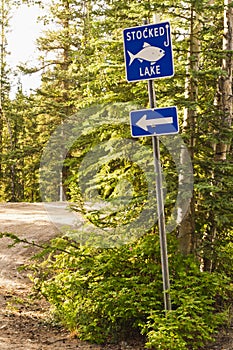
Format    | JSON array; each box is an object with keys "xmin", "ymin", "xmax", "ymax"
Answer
[
  {"xmin": 136, "ymin": 114, "xmax": 173, "ymax": 131},
  {"xmin": 130, "ymin": 107, "xmax": 179, "ymax": 137}
]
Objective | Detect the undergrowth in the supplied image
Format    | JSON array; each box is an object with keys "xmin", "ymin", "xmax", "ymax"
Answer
[{"xmin": 26, "ymin": 233, "xmax": 232, "ymax": 349}]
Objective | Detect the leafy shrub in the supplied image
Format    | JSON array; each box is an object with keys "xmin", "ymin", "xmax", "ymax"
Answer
[
  {"xmin": 141, "ymin": 270, "xmax": 231, "ymax": 350},
  {"xmin": 28, "ymin": 233, "xmax": 233, "ymax": 347}
]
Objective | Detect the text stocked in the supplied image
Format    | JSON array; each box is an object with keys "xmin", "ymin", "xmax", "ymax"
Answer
[{"xmin": 126, "ymin": 26, "xmax": 166, "ymax": 41}]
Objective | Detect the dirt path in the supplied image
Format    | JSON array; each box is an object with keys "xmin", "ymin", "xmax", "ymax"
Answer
[
  {"xmin": 0, "ymin": 203, "xmax": 232, "ymax": 350},
  {"xmin": 0, "ymin": 203, "xmax": 93, "ymax": 349},
  {"xmin": 0, "ymin": 203, "xmax": 143, "ymax": 350}
]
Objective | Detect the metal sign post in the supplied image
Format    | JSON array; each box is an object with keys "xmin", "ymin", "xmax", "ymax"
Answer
[
  {"xmin": 123, "ymin": 19, "xmax": 175, "ymax": 314},
  {"xmin": 148, "ymin": 79, "xmax": 172, "ymax": 313}
]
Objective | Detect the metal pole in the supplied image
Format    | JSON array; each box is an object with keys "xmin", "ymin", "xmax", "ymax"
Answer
[{"xmin": 148, "ymin": 79, "xmax": 172, "ymax": 313}]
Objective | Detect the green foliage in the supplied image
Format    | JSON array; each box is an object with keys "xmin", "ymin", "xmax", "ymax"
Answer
[
  {"xmin": 1, "ymin": 90, "xmax": 42, "ymax": 201},
  {"xmin": 28, "ymin": 233, "xmax": 233, "ymax": 347},
  {"xmin": 64, "ymin": 122, "xmax": 153, "ymax": 233},
  {"xmin": 29, "ymin": 233, "xmax": 162, "ymax": 343},
  {"xmin": 142, "ymin": 263, "xmax": 232, "ymax": 349}
]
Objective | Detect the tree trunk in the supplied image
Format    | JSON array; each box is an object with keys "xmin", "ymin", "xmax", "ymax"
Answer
[
  {"xmin": 177, "ymin": 4, "xmax": 201, "ymax": 255},
  {"xmin": 0, "ymin": 0, "xmax": 5, "ymax": 181},
  {"xmin": 203, "ymin": 0, "xmax": 233, "ymax": 271},
  {"xmin": 214, "ymin": 0, "xmax": 233, "ymax": 161}
]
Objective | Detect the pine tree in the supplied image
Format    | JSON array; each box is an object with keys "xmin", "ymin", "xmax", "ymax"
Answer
[
  {"xmin": 201, "ymin": 0, "xmax": 233, "ymax": 271},
  {"xmin": 25, "ymin": 0, "xmax": 101, "ymax": 200},
  {"xmin": 0, "ymin": 0, "xmax": 13, "ymax": 200},
  {"xmin": 214, "ymin": 0, "xmax": 233, "ymax": 161},
  {"xmin": 175, "ymin": 0, "xmax": 201, "ymax": 254}
]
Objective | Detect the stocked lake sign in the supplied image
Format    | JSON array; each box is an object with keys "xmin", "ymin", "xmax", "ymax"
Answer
[{"xmin": 123, "ymin": 21, "xmax": 174, "ymax": 82}]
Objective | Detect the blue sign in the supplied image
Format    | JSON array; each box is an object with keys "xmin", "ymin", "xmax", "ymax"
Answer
[
  {"xmin": 130, "ymin": 106, "xmax": 179, "ymax": 137},
  {"xmin": 123, "ymin": 22, "xmax": 174, "ymax": 82}
]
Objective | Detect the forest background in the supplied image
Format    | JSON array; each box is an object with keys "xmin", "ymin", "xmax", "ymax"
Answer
[{"xmin": 0, "ymin": 1, "xmax": 233, "ymax": 349}]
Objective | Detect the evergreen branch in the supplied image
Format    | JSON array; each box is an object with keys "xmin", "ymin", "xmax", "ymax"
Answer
[
  {"xmin": 18, "ymin": 61, "xmax": 63, "ymax": 74},
  {"xmin": 0, "ymin": 232, "xmax": 79, "ymax": 255}
]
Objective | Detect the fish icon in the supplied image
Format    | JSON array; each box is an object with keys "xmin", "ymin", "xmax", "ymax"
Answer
[{"xmin": 127, "ymin": 42, "xmax": 165, "ymax": 66}]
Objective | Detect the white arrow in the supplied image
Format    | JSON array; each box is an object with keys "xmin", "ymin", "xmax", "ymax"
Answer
[{"xmin": 136, "ymin": 114, "xmax": 173, "ymax": 131}]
